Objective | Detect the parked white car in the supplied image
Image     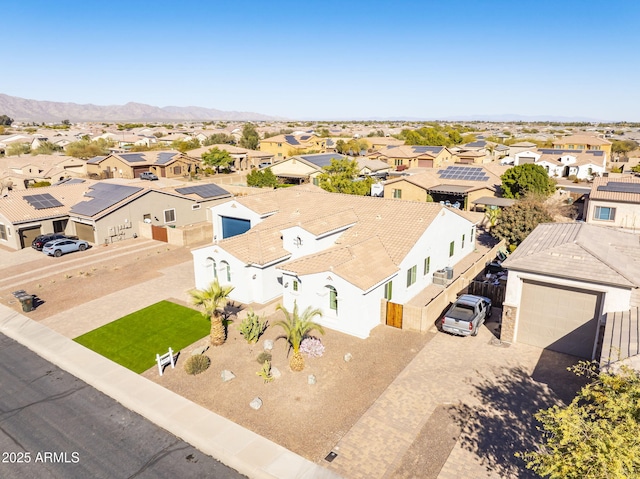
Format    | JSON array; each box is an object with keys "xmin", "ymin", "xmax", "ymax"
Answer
[{"xmin": 42, "ymin": 239, "xmax": 89, "ymax": 257}]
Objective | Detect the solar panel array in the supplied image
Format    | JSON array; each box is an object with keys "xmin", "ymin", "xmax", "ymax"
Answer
[
  {"xmin": 156, "ymin": 152, "xmax": 177, "ymax": 164},
  {"xmin": 87, "ymin": 156, "xmax": 107, "ymax": 164},
  {"xmin": 412, "ymin": 146, "xmax": 442, "ymax": 154},
  {"xmin": 438, "ymin": 166, "xmax": 489, "ymax": 181},
  {"xmin": 52, "ymin": 178, "xmax": 86, "ymax": 186},
  {"xmin": 299, "ymin": 135, "xmax": 311, "ymax": 141},
  {"xmin": 119, "ymin": 153, "xmax": 146, "ymax": 163},
  {"xmin": 69, "ymin": 183, "xmax": 143, "ymax": 217},
  {"xmin": 300, "ymin": 153, "xmax": 346, "ymax": 168},
  {"xmin": 24, "ymin": 193, "xmax": 64, "ymax": 210},
  {"xmin": 284, "ymin": 135, "xmax": 300, "ymax": 146},
  {"xmin": 175, "ymin": 184, "xmax": 229, "ymax": 199},
  {"xmin": 539, "ymin": 149, "xmax": 583, "ymax": 155},
  {"xmin": 597, "ymin": 182, "xmax": 640, "ymax": 194}
]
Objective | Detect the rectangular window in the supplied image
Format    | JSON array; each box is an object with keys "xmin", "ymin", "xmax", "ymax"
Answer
[
  {"xmin": 293, "ymin": 280, "xmax": 298, "ymax": 291},
  {"xmin": 449, "ymin": 241, "xmax": 455, "ymax": 257},
  {"xmin": 594, "ymin": 206, "xmax": 616, "ymax": 221},
  {"xmin": 143, "ymin": 213, "xmax": 151, "ymax": 221},
  {"xmin": 394, "ymin": 159, "xmax": 403, "ymax": 166},
  {"xmin": 163, "ymin": 208, "xmax": 176, "ymax": 223},
  {"xmin": 191, "ymin": 204, "xmax": 201, "ymax": 210},
  {"xmin": 0, "ymin": 224, "xmax": 6, "ymax": 241},
  {"xmin": 406, "ymin": 265, "xmax": 417, "ymax": 287},
  {"xmin": 393, "ymin": 189, "xmax": 402, "ymax": 199},
  {"xmin": 384, "ymin": 281, "xmax": 393, "ymax": 300},
  {"xmin": 53, "ymin": 219, "xmax": 68, "ymax": 233},
  {"xmin": 313, "ymin": 177, "xmax": 319, "ymax": 186},
  {"xmin": 329, "ymin": 288, "xmax": 338, "ymax": 311},
  {"xmin": 173, "ymin": 166, "xmax": 182, "ymax": 175},
  {"xmin": 461, "ymin": 234, "xmax": 465, "ymax": 249},
  {"xmin": 423, "ymin": 257, "xmax": 430, "ymax": 275}
]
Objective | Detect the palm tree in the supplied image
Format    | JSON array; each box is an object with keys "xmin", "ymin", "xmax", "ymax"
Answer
[
  {"xmin": 189, "ymin": 279, "xmax": 235, "ymax": 346},
  {"xmin": 275, "ymin": 301, "xmax": 324, "ymax": 372},
  {"xmin": 485, "ymin": 206, "xmax": 501, "ymax": 229}
]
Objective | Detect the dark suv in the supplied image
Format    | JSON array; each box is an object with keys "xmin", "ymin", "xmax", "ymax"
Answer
[{"xmin": 32, "ymin": 233, "xmax": 69, "ymax": 251}]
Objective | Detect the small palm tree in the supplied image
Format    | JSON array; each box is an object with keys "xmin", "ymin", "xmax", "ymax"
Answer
[
  {"xmin": 189, "ymin": 279, "xmax": 235, "ymax": 346},
  {"xmin": 275, "ymin": 301, "xmax": 324, "ymax": 372},
  {"xmin": 485, "ymin": 206, "xmax": 501, "ymax": 229}
]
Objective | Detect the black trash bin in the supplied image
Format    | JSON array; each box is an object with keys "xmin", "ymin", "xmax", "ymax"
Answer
[{"xmin": 18, "ymin": 294, "xmax": 34, "ymax": 312}]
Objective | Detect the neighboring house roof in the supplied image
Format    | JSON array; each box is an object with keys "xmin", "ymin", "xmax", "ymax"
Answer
[
  {"xmin": 537, "ymin": 150, "xmax": 606, "ymax": 168},
  {"xmin": 69, "ymin": 182, "xmax": 144, "ymax": 218},
  {"xmin": 589, "ymin": 176, "xmax": 640, "ymax": 204},
  {"xmin": 372, "ymin": 145, "xmax": 448, "ymax": 159},
  {"xmin": 509, "ymin": 141, "xmax": 537, "ymax": 148},
  {"xmin": 86, "ymin": 151, "xmax": 193, "ymax": 167},
  {"xmin": 297, "ymin": 153, "xmax": 348, "ymax": 168},
  {"xmin": 601, "ymin": 308, "xmax": 640, "ymax": 370},
  {"xmin": 0, "ymin": 181, "xmax": 93, "ymax": 223},
  {"xmin": 553, "ymin": 134, "xmax": 612, "ymax": 146},
  {"xmin": 355, "ymin": 157, "xmax": 390, "ymax": 172},
  {"xmin": 502, "ymin": 222, "xmax": 640, "ymax": 288},
  {"xmin": 384, "ymin": 165, "xmax": 501, "ymax": 193}
]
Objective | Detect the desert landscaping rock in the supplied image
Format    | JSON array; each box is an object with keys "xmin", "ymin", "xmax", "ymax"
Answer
[
  {"xmin": 221, "ymin": 370, "xmax": 236, "ymax": 382},
  {"xmin": 263, "ymin": 339, "xmax": 274, "ymax": 351},
  {"xmin": 344, "ymin": 352, "xmax": 353, "ymax": 362},
  {"xmin": 249, "ymin": 397, "xmax": 263, "ymax": 410},
  {"xmin": 271, "ymin": 366, "xmax": 281, "ymax": 379},
  {"xmin": 308, "ymin": 374, "xmax": 316, "ymax": 385},
  {"xmin": 191, "ymin": 345, "xmax": 208, "ymax": 356}
]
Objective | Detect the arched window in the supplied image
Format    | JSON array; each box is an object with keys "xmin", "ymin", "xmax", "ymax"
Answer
[
  {"xmin": 326, "ymin": 285, "xmax": 337, "ymax": 313},
  {"xmin": 221, "ymin": 261, "xmax": 231, "ymax": 282},
  {"xmin": 207, "ymin": 257, "xmax": 217, "ymax": 279}
]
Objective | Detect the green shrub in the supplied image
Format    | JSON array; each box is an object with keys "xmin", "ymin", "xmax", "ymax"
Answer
[
  {"xmin": 256, "ymin": 351, "xmax": 272, "ymax": 364},
  {"xmin": 238, "ymin": 310, "xmax": 268, "ymax": 344},
  {"xmin": 256, "ymin": 360, "xmax": 274, "ymax": 383},
  {"xmin": 184, "ymin": 354, "xmax": 211, "ymax": 375}
]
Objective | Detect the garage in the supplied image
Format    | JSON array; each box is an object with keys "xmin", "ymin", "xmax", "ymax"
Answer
[
  {"xmin": 19, "ymin": 226, "xmax": 41, "ymax": 249},
  {"xmin": 517, "ymin": 280, "xmax": 601, "ymax": 358},
  {"xmin": 74, "ymin": 222, "xmax": 95, "ymax": 243},
  {"xmin": 221, "ymin": 216, "xmax": 250, "ymax": 239}
]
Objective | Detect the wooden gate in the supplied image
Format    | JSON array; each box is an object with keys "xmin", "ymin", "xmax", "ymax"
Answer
[
  {"xmin": 466, "ymin": 281, "xmax": 506, "ymax": 306},
  {"xmin": 386, "ymin": 302, "xmax": 403, "ymax": 329},
  {"xmin": 151, "ymin": 225, "xmax": 168, "ymax": 242}
]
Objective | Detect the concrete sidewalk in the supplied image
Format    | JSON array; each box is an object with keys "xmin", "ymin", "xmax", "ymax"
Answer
[{"xmin": 0, "ymin": 305, "xmax": 341, "ymax": 479}]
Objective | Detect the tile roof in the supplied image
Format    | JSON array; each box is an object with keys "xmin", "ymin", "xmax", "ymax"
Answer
[
  {"xmin": 601, "ymin": 308, "xmax": 640, "ymax": 369},
  {"xmin": 553, "ymin": 134, "xmax": 612, "ymax": 146},
  {"xmin": 279, "ymin": 236, "xmax": 399, "ymax": 291},
  {"xmin": 589, "ymin": 176, "xmax": 640, "ymax": 204},
  {"xmin": 384, "ymin": 166, "xmax": 501, "ymax": 192},
  {"xmin": 0, "ymin": 181, "xmax": 95, "ymax": 223},
  {"xmin": 502, "ymin": 222, "xmax": 640, "ymax": 287}
]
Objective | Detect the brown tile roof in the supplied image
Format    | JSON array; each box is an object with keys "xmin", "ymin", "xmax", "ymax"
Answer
[
  {"xmin": 538, "ymin": 151, "xmax": 606, "ymax": 167},
  {"xmin": 384, "ymin": 166, "xmax": 501, "ymax": 193},
  {"xmin": 553, "ymin": 134, "xmax": 612, "ymax": 146},
  {"xmin": 0, "ymin": 181, "xmax": 95, "ymax": 223},
  {"xmin": 502, "ymin": 222, "xmax": 640, "ymax": 287},
  {"xmin": 589, "ymin": 176, "xmax": 640, "ymax": 204},
  {"xmin": 279, "ymin": 236, "xmax": 399, "ymax": 290}
]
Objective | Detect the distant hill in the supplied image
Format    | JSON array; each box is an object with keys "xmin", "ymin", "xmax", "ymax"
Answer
[{"xmin": 0, "ymin": 94, "xmax": 282, "ymax": 122}]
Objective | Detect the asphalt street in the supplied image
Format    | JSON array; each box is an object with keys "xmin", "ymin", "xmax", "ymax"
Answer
[{"xmin": 0, "ymin": 333, "xmax": 246, "ymax": 479}]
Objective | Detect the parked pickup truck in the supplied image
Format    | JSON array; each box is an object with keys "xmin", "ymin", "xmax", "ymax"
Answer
[{"xmin": 441, "ymin": 294, "xmax": 492, "ymax": 337}]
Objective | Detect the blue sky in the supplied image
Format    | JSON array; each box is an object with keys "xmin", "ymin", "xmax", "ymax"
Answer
[{"xmin": 3, "ymin": 0, "xmax": 640, "ymax": 120}]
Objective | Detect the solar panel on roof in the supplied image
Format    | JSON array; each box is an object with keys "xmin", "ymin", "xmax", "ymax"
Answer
[
  {"xmin": 119, "ymin": 153, "xmax": 146, "ymax": 163},
  {"xmin": 24, "ymin": 193, "xmax": 64, "ymax": 210},
  {"xmin": 156, "ymin": 152, "xmax": 177, "ymax": 164},
  {"xmin": 437, "ymin": 165, "xmax": 489, "ymax": 181},
  {"xmin": 285, "ymin": 135, "xmax": 300, "ymax": 146},
  {"xmin": 597, "ymin": 182, "xmax": 640, "ymax": 194},
  {"xmin": 69, "ymin": 183, "xmax": 143, "ymax": 217},
  {"xmin": 175, "ymin": 184, "xmax": 229, "ymax": 199}
]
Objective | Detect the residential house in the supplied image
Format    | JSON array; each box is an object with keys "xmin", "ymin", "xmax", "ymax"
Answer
[
  {"xmin": 269, "ymin": 153, "xmax": 349, "ymax": 184},
  {"xmin": 192, "ymin": 186, "xmax": 478, "ymax": 338},
  {"xmin": 514, "ymin": 148, "xmax": 606, "ymax": 180},
  {"xmin": 501, "ymin": 222, "xmax": 640, "ymax": 359},
  {"xmin": 585, "ymin": 176, "xmax": 640, "ymax": 230},
  {"xmin": 552, "ymin": 134, "xmax": 612, "ymax": 158},
  {"xmin": 259, "ymin": 133, "xmax": 326, "ymax": 160},
  {"xmin": 369, "ymin": 145, "xmax": 455, "ymax": 170},
  {"xmin": 1, "ymin": 154, "xmax": 87, "ymax": 189},
  {"xmin": 189, "ymin": 145, "xmax": 275, "ymax": 171},
  {"xmin": 383, "ymin": 165, "xmax": 502, "ymax": 210},
  {"xmin": 86, "ymin": 151, "xmax": 201, "ymax": 179}
]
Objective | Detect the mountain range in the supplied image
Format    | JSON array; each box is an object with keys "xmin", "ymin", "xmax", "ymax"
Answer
[{"xmin": 0, "ymin": 94, "xmax": 282, "ymax": 122}]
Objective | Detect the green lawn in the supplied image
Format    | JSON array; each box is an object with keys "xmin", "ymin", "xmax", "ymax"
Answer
[{"xmin": 74, "ymin": 301, "xmax": 209, "ymax": 373}]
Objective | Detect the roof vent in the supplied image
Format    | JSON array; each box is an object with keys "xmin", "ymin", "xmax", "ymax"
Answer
[{"xmin": 376, "ymin": 214, "xmax": 381, "ymax": 219}]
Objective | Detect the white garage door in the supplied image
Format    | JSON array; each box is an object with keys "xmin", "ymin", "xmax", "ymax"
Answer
[{"xmin": 518, "ymin": 281, "xmax": 601, "ymax": 358}]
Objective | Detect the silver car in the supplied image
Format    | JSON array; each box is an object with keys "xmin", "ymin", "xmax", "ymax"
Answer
[{"xmin": 42, "ymin": 239, "xmax": 89, "ymax": 257}]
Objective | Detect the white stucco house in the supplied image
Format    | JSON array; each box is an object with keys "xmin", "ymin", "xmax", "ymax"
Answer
[
  {"xmin": 500, "ymin": 222, "xmax": 640, "ymax": 359},
  {"xmin": 192, "ymin": 185, "xmax": 478, "ymax": 338},
  {"xmin": 514, "ymin": 149, "xmax": 606, "ymax": 180}
]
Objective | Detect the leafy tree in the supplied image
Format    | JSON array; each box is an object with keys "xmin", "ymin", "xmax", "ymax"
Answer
[
  {"xmin": 202, "ymin": 147, "xmax": 234, "ymax": 173},
  {"xmin": 336, "ymin": 138, "xmax": 369, "ymax": 156},
  {"xmin": 490, "ymin": 197, "xmax": 554, "ymax": 247},
  {"xmin": 317, "ymin": 158, "xmax": 373, "ymax": 195},
  {"xmin": 611, "ymin": 139, "xmax": 639, "ymax": 159},
  {"xmin": 521, "ymin": 363, "xmax": 640, "ymax": 479},
  {"xmin": 189, "ymin": 279, "xmax": 235, "ymax": 346},
  {"xmin": 203, "ymin": 133, "xmax": 235, "ymax": 146},
  {"xmin": 316, "ymin": 128, "xmax": 331, "ymax": 137},
  {"xmin": 32, "ymin": 141, "xmax": 63, "ymax": 155},
  {"xmin": 0, "ymin": 114, "xmax": 13, "ymax": 126},
  {"xmin": 367, "ymin": 129, "xmax": 385, "ymax": 137},
  {"xmin": 7, "ymin": 143, "xmax": 31, "ymax": 156},
  {"xmin": 501, "ymin": 164, "xmax": 556, "ymax": 199},
  {"xmin": 247, "ymin": 167, "xmax": 278, "ymax": 188},
  {"xmin": 239, "ymin": 123, "xmax": 259, "ymax": 150},
  {"xmin": 61, "ymin": 119, "xmax": 71, "ymax": 126},
  {"xmin": 275, "ymin": 301, "xmax": 324, "ymax": 372},
  {"xmin": 66, "ymin": 138, "xmax": 114, "ymax": 158},
  {"xmin": 170, "ymin": 137, "xmax": 200, "ymax": 152}
]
